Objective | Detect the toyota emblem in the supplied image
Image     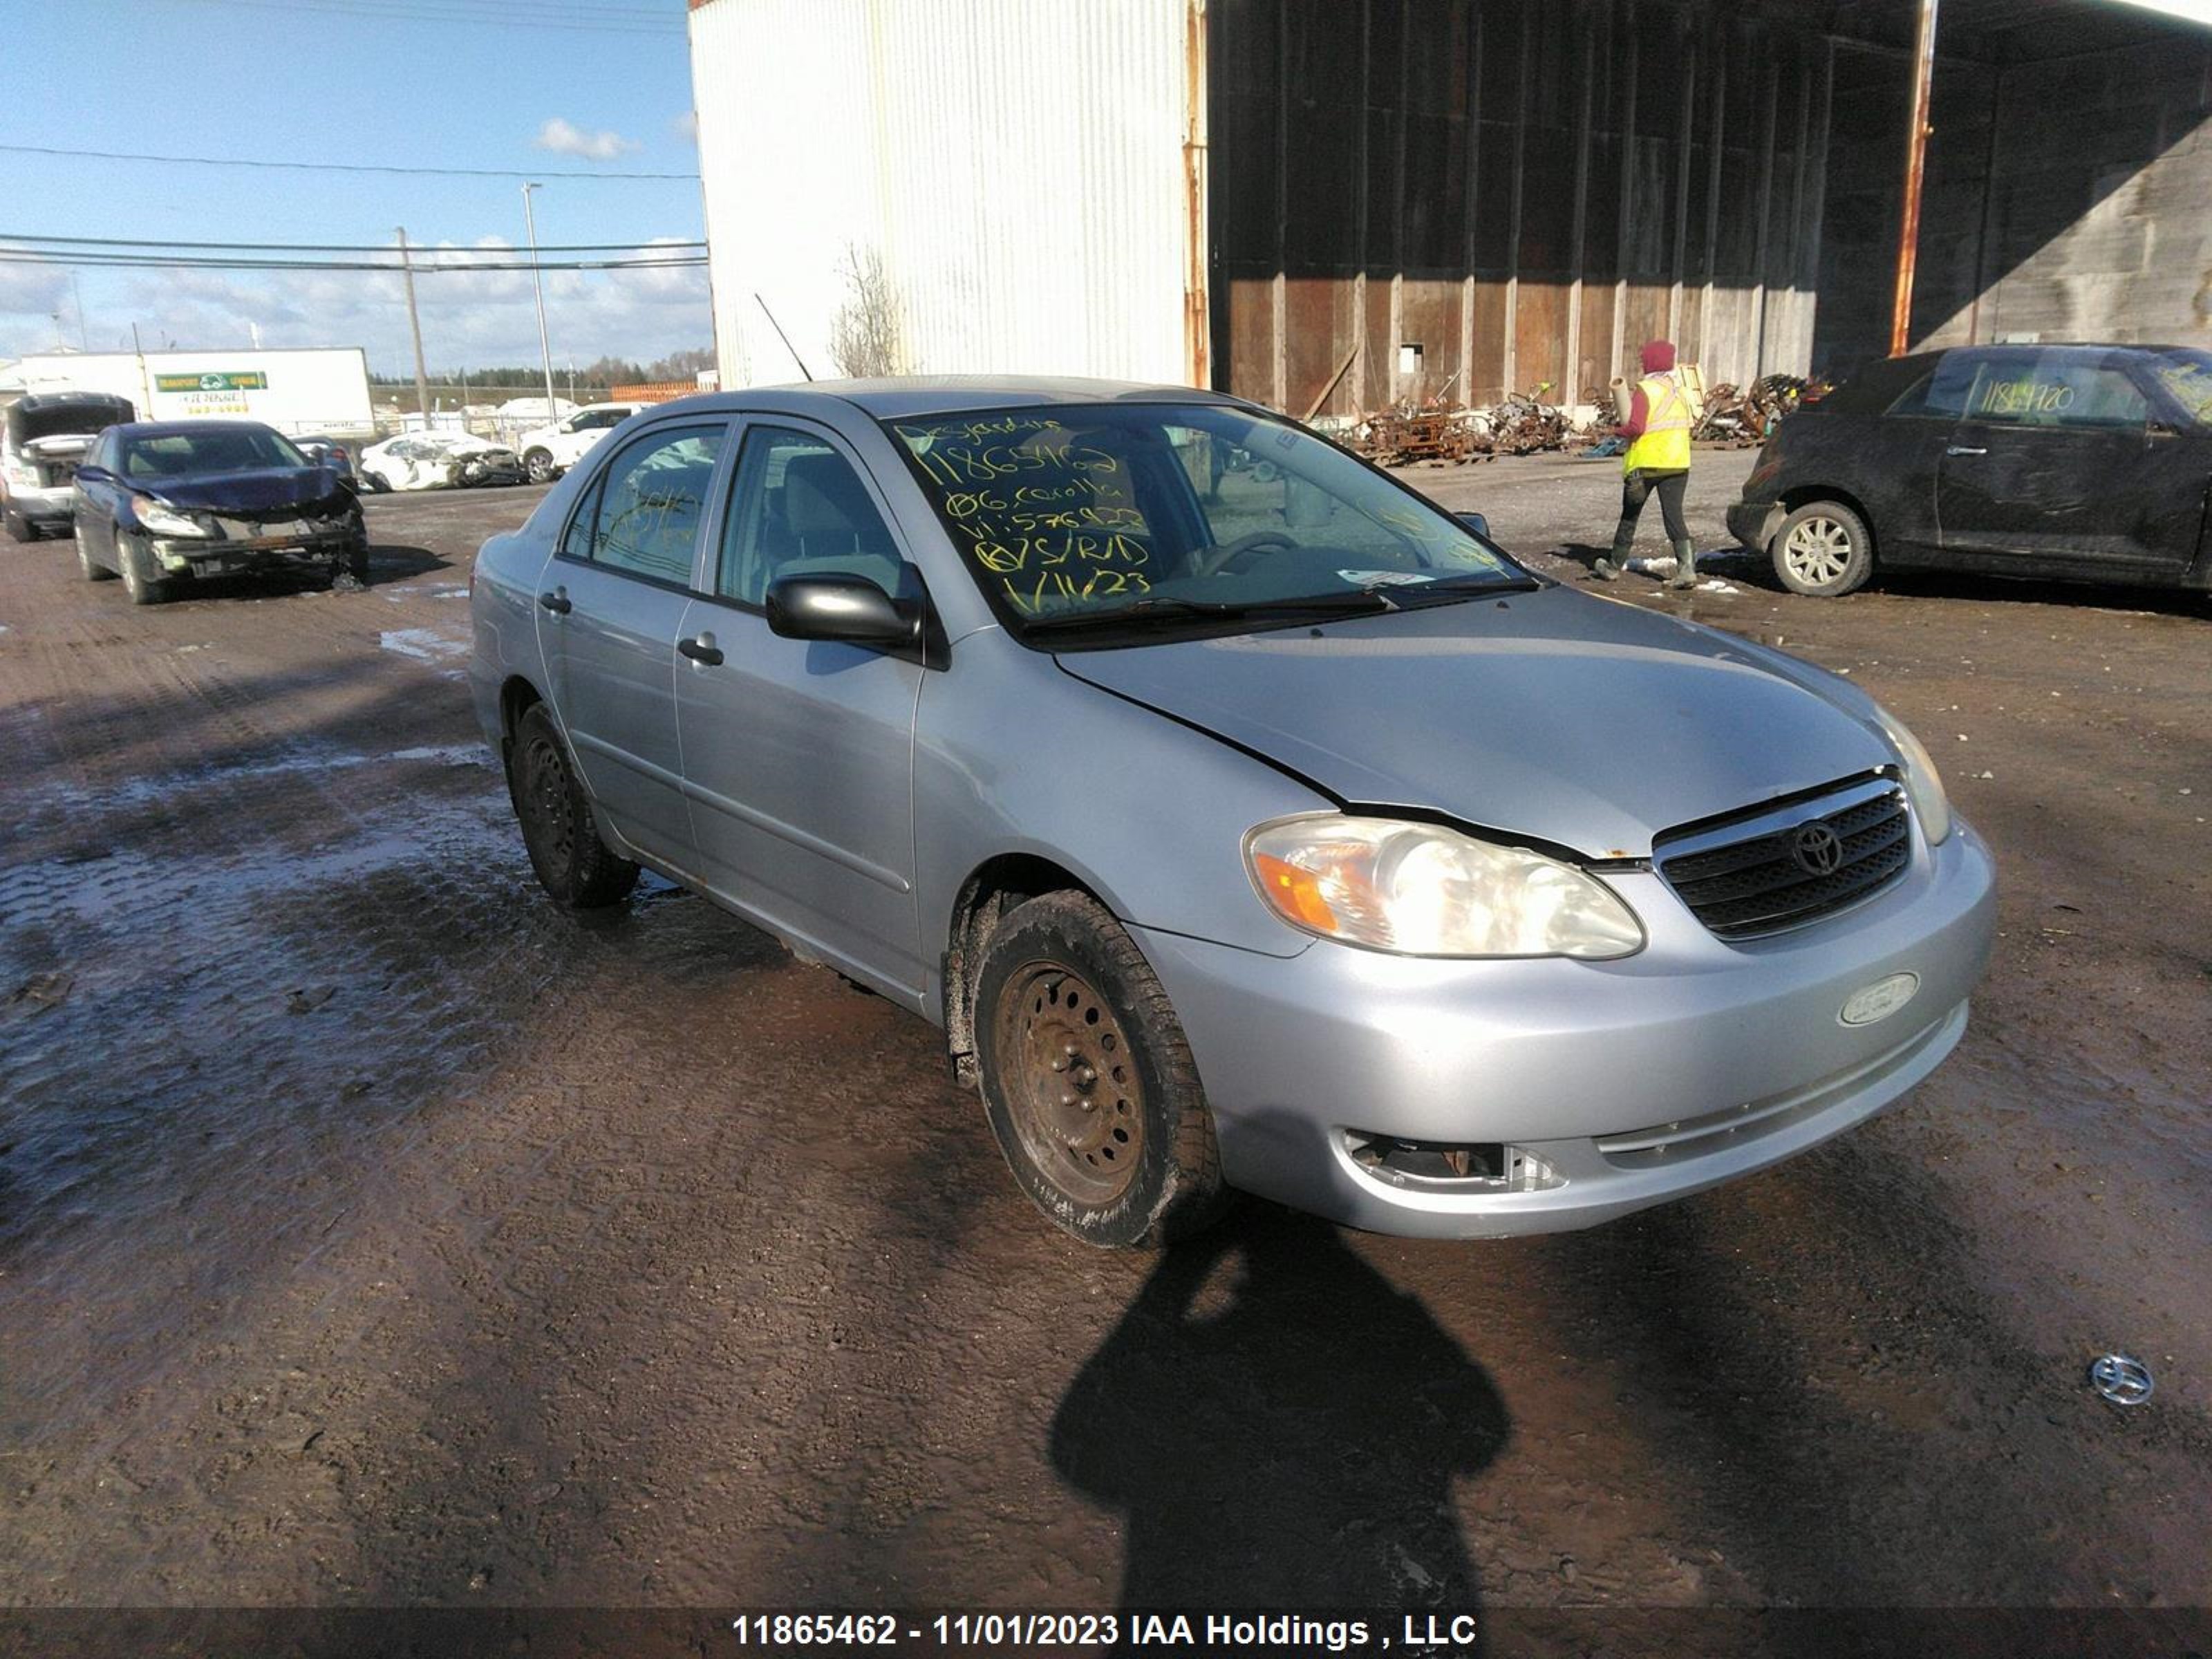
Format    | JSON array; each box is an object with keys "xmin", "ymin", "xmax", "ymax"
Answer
[{"xmin": 1792, "ymin": 823, "xmax": 1845, "ymax": 876}]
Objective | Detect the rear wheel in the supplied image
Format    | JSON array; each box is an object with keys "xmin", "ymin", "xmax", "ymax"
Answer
[
  {"xmin": 507, "ymin": 702, "xmax": 640, "ymax": 909},
  {"xmin": 973, "ymin": 891, "xmax": 1227, "ymax": 1247},
  {"xmin": 1772, "ymin": 500, "xmax": 1874, "ymax": 597},
  {"xmin": 524, "ymin": 448, "xmax": 557, "ymax": 485}
]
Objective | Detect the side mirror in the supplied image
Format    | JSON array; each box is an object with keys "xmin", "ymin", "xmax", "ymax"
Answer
[
  {"xmin": 766, "ymin": 573, "xmax": 921, "ymax": 649},
  {"xmin": 1455, "ymin": 511, "xmax": 1491, "ymax": 538},
  {"xmin": 73, "ymin": 464, "xmax": 112, "ymax": 487}
]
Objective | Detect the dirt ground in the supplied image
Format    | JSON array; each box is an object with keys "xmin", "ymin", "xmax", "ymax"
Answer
[{"xmin": 1, "ymin": 453, "xmax": 2208, "ymax": 1655}]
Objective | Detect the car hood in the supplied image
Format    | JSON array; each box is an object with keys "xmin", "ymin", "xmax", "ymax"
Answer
[
  {"xmin": 1053, "ymin": 586, "xmax": 1896, "ymax": 859},
  {"xmin": 133, "ymin": 466, "xmax": 353, "ymax": 517}
]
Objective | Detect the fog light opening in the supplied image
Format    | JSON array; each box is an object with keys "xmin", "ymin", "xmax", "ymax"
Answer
[{"xmin": 1342, "ymin": 1132, "xmax": 1558, "ymax": 1192}]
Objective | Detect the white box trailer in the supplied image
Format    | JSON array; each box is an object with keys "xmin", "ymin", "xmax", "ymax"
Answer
[{"xmin": 5, "ymin": 348, "xmax": 375, "ymax": 441}]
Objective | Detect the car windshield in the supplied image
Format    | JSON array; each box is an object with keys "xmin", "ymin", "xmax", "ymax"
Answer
[
  {"xmin": 2153, "ymin": 349, "xmax": 2212, "ymax": 427},
  {"xmin": 120, "ymin": 427, "xmax": 309, "ymax": 478},
  {"xmin": 886, "ymin": 402, "xmax": 1528, "ymax": 637}
]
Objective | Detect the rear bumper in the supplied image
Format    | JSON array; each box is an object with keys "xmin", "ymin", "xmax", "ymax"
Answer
[
  {"xmin": 1727, "ymin": 498, "xmax": 1783, "ymax": 552},
  {"xmin": 1130, "ymin": 818, "xmax": 1996, "ymax": 1238},
  {"xmin": 12, "ymin": 485, "xmax": 76, "ymax": 527}
]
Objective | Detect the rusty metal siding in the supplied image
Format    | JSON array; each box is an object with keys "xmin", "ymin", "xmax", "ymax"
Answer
[{"xmin": 688, "ymin": 0, "xmax": 1198, "ymax": 389}]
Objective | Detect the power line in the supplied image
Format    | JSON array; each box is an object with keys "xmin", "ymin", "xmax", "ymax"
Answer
[
  {"xmin": 0, "ymin": 144, "xmax": 697, "ymax": 181},
  {"xmin": 6, "ymin": 232, "xmax": 703, "ymax": 254}
]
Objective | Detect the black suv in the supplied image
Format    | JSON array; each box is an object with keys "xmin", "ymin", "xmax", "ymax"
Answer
[{"xmin": 1728, "ymin": 344, "xmax": 2211, "ymax": 597}]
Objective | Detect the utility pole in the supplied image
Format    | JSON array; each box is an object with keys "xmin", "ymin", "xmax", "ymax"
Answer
[
  {"xmin": 1888, "ymin": 0, "xmax": 1940, "ymax": 357},
  {"xmin": 522, "ymin": 183, "xmax": 559, "ymax": 422},
  {"xmin": 70, "ymin": 270, "xmax": 88, "ymax": 350},
  {"xmin": 396, "ymin": 227, "xmax": 433, "ymax": 428}
]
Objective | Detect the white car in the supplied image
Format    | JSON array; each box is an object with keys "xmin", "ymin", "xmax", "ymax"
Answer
[
  {"xmin": 358, "ymin": 431, "xmax": 527, "ymax": 492},
  {"xmin": 514, "ymin": 402, "xmax": 648, "ymax": 484}
]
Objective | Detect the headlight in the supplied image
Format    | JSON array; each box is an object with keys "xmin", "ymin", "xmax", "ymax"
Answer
[
  {"xmin": 135, "ymin": 498, "xmax": 208, "ymax": 537},
  {"xmin": 1869, "ymin": 701, "xmax": 1951, "ymax": 845},
  {"xmin": 1246, "ymin": 814, "xmax": 1644, "ymax": 959}
]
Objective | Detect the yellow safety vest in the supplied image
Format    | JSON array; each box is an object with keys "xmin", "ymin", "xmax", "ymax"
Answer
[{"xmin": 1622, "ymin": 373, "xmax": 1693, "ymax": 475}]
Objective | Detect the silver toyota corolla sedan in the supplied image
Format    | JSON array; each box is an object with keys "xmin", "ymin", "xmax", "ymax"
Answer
[{"xmin": 467, "ymin": 377, "xmax": 1997, "ymax": 1246}]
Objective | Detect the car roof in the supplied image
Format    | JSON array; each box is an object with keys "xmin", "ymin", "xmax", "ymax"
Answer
[{"xmin": 634, "ymin": 375, "xmax": 1244, "ymax": 422}]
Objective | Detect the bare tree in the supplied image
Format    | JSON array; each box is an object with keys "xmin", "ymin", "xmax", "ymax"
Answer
[{"xmin": 828, "ymin": 245, "xmax": 906, "ymax": 379}]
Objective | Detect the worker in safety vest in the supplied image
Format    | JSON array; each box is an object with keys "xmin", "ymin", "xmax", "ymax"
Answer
[{"xmin": 1593, "ymin": 339, "xmax": 1698, "ymax": 590}]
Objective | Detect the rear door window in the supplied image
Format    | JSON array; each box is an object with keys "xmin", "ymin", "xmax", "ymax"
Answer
[
  {"xmin": 1890, "ymin": 354, "xmax": 1977, "ymax": 420},
  {"xmin": 578, "ymin": 424, "xmax": 727, "ymax": 585}
]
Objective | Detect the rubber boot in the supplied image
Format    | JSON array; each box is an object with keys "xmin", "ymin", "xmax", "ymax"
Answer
[
  {"xmin": 1669, "ymin": 538, "xmax": 1698, "ymax": 589},
  {"xmin": 1592, "ymin": 528, "xmax": 1633, "ymax": 582}
]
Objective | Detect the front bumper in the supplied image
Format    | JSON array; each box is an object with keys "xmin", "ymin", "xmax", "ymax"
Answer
[
  {"xmin": 1131, "ymin": 818, "xmax": 1997, "ymax": 1238},
  {"xmin": 151, "ymin": 521, "xmax": 358, "ymax": 578},
  {"xmin": 1727, "ymin": 498, "xmax": 1784, "ymax": 552}
]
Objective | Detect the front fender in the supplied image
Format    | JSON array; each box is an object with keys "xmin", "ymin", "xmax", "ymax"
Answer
[{"xmin": 912, "ymin": 628, "xmax": 1331, "ymax": 1015}]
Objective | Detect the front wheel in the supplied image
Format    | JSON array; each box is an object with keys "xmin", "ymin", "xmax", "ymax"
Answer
[
  {"xmin": 507, "ymin": 702, "xmax": 640, "ymax": 909},
  {"xmin": 6, "ymin": 507, "xmax": 35, "ymax": 543},
  {"xmin": 1772, "ymin": 500, "xmax": 1873, "ymax": 597},
  {"xmin": 973, "ymin": 891, "xmax": 1227, "ymax": 1248},
  {"xmin": 118, "ymin": 536, "xmax": 169, "ymax": 605},
  {"xmin": 524, "ymin": 449, "xmax": 557, "ymax": 485}
]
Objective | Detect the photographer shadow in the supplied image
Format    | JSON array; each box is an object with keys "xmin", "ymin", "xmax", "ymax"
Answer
[{"xmin": 1051, "ymin": 1209, "xmax": 1507, "ymax": 1618}]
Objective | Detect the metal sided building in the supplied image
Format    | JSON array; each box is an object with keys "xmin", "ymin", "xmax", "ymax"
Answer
[{"xmin": 686, "ymin": 0, "xmax": 2212, "ymax": 414}]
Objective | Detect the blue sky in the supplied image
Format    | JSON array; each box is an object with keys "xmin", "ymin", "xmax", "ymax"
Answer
[{"xmin": 0, "ymin": 0, "xmax": 710, "ymax": 377}]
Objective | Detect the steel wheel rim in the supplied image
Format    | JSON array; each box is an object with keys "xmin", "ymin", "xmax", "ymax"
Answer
[
  {"xmin": 1783, "ymin": 516, "xmax": 1852, "ymax": 585},
  {"xmin": 521, "ymin": 735, "xmax": 575, "ymax": 870},
  {"xmin": 993, "ymin": 962, "xmax": 1143, "ymax": 1206}
]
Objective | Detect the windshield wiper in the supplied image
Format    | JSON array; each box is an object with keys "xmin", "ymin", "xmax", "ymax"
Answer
[
  {"xmin": 1394, "ymin": 572, "xmax": 1546, "ymax": 603},
  {"xmin": 1019, "ymin": 590, "xmax": 1398, "ymax": 634}
]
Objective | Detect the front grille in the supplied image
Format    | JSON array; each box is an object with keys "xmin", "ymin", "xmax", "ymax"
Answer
[{"xmin": 1657, "ymin": 781, "xmax": 1911, "ymax": 939}]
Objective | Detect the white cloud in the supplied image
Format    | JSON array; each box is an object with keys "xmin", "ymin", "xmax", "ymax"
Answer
[
  {"xmin": 673, "ymin": 110, "xmax": 698, "ymax": 144},
  {"xmin": 1, "ymin": 232, "xmax": 709, "ymax": 377},
  {"xmin": 533, "ymin": 118, "xmax": 641, "ymax": 162},
  {"xmin": 0, "ymin": 260, "xmax": 71, "ymax": 324}
]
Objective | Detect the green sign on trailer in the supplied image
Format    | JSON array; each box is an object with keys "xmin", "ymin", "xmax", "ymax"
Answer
[{"xmin": 153, "ymin": 371, "xmax": 270, "ymax": 393}]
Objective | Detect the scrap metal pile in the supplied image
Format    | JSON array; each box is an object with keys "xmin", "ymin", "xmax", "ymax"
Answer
[
  {"xmin": 1347, "ymin": 371, "xmax": 1830, "ymax": 467},
  {"xmin": 1350, "ymin": 384, "xmax": 1594, "ymax": 466},
  {"xmin": 1692, "ymin": 374, "xmax": 1824, "ymax": 447}
]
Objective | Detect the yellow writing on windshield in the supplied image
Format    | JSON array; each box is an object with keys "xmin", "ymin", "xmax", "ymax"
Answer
[{"xmin": 899, "ymin": 419, "xmax": 1152, "ymax": 612}]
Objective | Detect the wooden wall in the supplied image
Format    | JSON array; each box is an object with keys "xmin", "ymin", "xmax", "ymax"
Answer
[{"xmin": 1209, "ymin": 0, "xmax": 1837, "ymax": 416}]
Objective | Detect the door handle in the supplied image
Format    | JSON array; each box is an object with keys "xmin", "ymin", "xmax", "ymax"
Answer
[
  {"xmin": 537, "ymin": 588, "xmax": 572, "ymax": 615},
  {"xmin": 677, "ymin": 634, "xmax": 724, "ymax": 666},
  {"xmin": 1945, "ymin": 445, "xmax": 1987, "ymax": 456}
]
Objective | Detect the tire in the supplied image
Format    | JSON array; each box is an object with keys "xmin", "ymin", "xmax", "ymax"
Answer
[
  {"xmin": 118, "ymin": 535, "xmax": 169, "ymax": 606},
  {"xmin": 362, "ymin": 471, "xmax": 391, "ymax": 494},
  {"xmin": 973, "ymin": 890, "xmax": 1228, "ymax": 1248},
  {"xmin": 343, "ymin": 526, "xmax": 371, "ymax": 584},
  {"xmin": 1772, "ymin": 500, "xmax": 1874, "ymax": 597},
  {"xmin": 6, "ymin": 507, "xmax": 35, "ymax": 543},
  {"xmin": 507, "ymin": 702, "xmax": 640, "ymax": 910},
  {"xmin": 524, "ymin": 448, "xmax": 557, "ymax": 485}
]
